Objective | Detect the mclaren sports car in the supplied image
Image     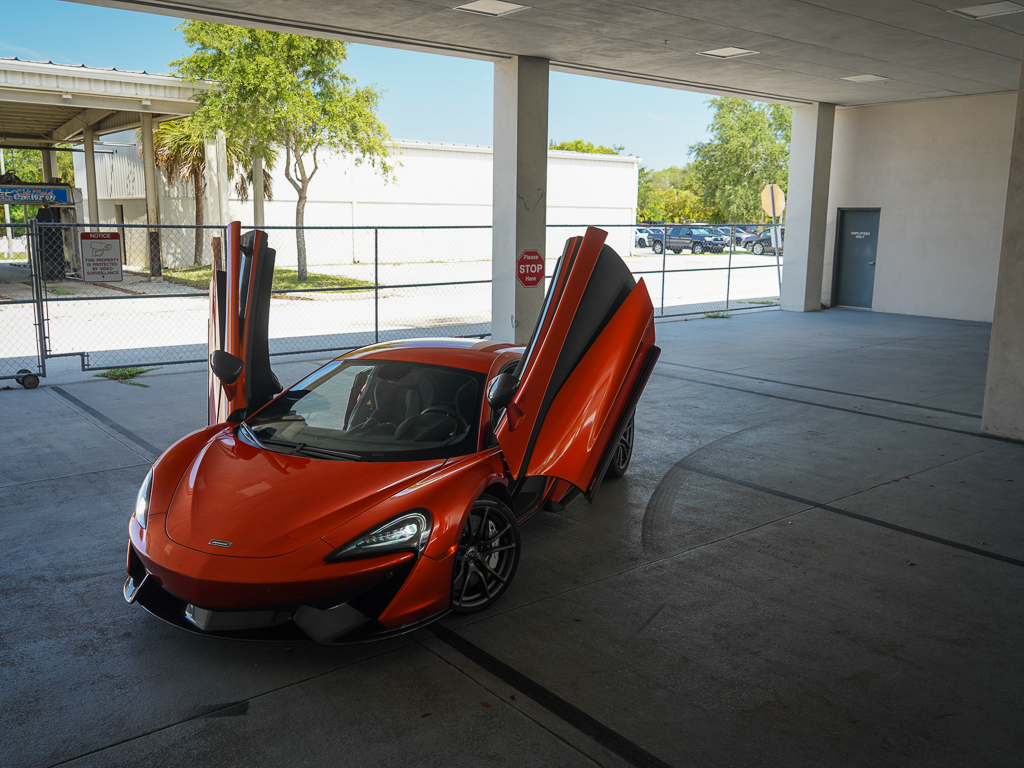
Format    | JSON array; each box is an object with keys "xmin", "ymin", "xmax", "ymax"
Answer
[{"xmin": 124, "ymin": 224, "xmax": 660, "ymax": 644}]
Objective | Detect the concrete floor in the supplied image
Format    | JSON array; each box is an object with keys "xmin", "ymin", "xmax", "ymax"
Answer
[{"xmin": 1, "ymin": 309, "xmax": 1021, "ymax": 768}]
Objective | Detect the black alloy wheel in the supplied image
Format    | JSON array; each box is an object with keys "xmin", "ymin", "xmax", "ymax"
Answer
[
  {"xmin": 653, "ymin": 240, "xmax": 664, "ymax": 254},
  {"xmin": 752, "ymin": 242, "xmax": 765, "ymax": 255},
  {"xmin": 606, "ymin": 411, "xmax": 635, "ymax": 479},
  {"xmin": 450, "ymin": 496, "xmax": 520, "ymax": 613},
  {"xmin": 692, "ymin": 243, "xmax": 704, "ymax": 254}
]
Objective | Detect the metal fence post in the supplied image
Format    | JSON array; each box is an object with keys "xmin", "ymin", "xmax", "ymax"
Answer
[
  {"xmin": 29, "ymin": 220, "xmax": 48, "ymax": 378},
  {"xmin": 374, "ymin": 227, "xmax": 379, "ymax": 344},
  {"xmin": 726, "ymin": 225, "xmax": 734, "ymax": 311},
  {"xmin": 659, "ymin": 221, "xmax": 667, "ymax": 317},
  {"xmin": 776, "ymin": 236, "xmax": 783, "ymax": 302}
]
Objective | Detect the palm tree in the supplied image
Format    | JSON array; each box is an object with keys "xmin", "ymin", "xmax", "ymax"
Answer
[{"xmin": 151, "ymin": 118, "xmax": 274, "ymax": 266}]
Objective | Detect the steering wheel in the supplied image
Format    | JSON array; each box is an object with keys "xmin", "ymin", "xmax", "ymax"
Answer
[{"xmin": 422, "ymin": 405, "xmax": 468, "ymax": 433}]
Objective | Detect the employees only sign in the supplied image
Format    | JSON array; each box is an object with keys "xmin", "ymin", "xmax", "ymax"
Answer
[
  {"xmin": 516, "ymin": 249, "xmax": 544, "ymax": 288},
  {"xmin": 80, "ymin": 232, "xmax": 123, "ymax": 283}
]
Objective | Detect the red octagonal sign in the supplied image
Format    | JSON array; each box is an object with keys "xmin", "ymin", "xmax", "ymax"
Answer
[{"xmin": 517, "ymin": 249, "xmax": 544, "ymax": 288}]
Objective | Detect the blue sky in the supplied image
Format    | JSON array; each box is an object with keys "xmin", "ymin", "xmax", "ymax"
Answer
[{"xmin": 0, "ymin": 0, "xmax": 713, "ymax": 169}]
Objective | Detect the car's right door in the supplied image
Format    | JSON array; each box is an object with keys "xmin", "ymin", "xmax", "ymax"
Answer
[{"xmin": 493, "ymin": 227, "xmax": 660, "ymax": 501}]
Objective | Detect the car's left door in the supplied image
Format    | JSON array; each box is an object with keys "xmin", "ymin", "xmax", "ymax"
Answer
[{"xmin": 208, "ymin": 222, "xmax": 282, "ymax": 424}]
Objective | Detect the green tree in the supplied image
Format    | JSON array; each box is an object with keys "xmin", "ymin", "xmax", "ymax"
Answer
[
  {"xmin": 637, "ymin": 166, "xmax": 664, "ymax": 221},
  {"xmin": 689, "ymin": 97, "xmax": 791, "ymax": 222},
  {"xmin": 152, "ymin": 117, "xmax": 275, "ymax": 266},
  {"xmin": 549, "ymin": 139, "xmax": 623, "ymax": 154},
  {"xmin": 173, "ymin": 22, "xmax": 395, "ymax": 281}
]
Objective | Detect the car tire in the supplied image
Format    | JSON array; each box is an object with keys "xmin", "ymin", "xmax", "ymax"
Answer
[
  {"xmin": 450, "ymin": 496, "xmax": 520, "ymax": 614},
  {"xmin": 752, "ymin": 242, "xmax": 765, "ymax": 255},
  {"xmin": 653, "ymin": 241, "xmax": 664, "ymax": 255},
  {"xmin": 605, "ymin": 412, "xmax": 634, "ymax": 479},
  {"xmin": 692, "ymin": 243, "xmax": 704, "ymax": 254},
  {"xmin": 638, "ymin": 239, "xmax": 647, "ymax": 248}
]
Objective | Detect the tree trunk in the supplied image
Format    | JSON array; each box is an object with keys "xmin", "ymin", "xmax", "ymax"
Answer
[
  {"xmin": 193, "ymin": 167, "xmax": 204, "ymax": 267},
  {"xmin": 296, "ymin": 189, "xmax": 308, "ymax": 282}
]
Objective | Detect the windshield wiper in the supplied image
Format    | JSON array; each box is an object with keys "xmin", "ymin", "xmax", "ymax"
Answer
[{"xmin": 260, "ymin": 435, "xmax": 361, "ymax": 462}]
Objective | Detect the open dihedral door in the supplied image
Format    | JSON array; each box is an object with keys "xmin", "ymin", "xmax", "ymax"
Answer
[
  {"xmin": 494, "ymin": 227, "xmax": 661, "ymax": 501},
  {"xmin": 208, "ymin": 222, "xmax": 282, "ymax": 424}
]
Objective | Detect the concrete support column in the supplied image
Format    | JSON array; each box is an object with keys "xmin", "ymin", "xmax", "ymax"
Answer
[
  {"xmin": 492, "ymin": 55, "xmax": 549, "ymax": 344},
  {"xmin": 252, "ymin": 153, "xmax": 265, "ymax": 227},
  {"xmin": 41, "ymin": 149, "xmax": 54, "ymax": 183},
  {"xmin": 141, "ymin": 113, "xmax": 161, "ymax": 277},
  {"xmin": 82, "ymin": 127, "xmax": 100, "ymax": 227},
  {"xmin": 981, "ymin": 60, "xmax": 1024, "ymax": 440},
  {"xmin": 781, "ymin": 102, "xmax": 835, "ymax": 312}
]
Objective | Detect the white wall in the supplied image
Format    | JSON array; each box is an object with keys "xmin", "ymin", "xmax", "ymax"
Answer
[
  {"xmin": 225, "ymin": 140, "xmax": 639, "ymax": 266},
  {"xmin": 825, "ymin": 93, "xmax": 1015, "ymax": 322}
]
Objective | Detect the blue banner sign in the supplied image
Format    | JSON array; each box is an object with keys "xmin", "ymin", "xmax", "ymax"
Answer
[{"xmin": 0, "ymin": 185, "xmax": 76, "ymax": 205}]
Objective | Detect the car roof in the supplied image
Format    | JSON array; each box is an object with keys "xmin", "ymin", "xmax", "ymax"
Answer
[{"xmin": 336, "ymin": 337, "xmax": 522, "ymax": 374}]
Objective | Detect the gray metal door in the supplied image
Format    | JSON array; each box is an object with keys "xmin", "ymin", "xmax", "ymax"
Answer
[{"xmin": 834, "ymin": 209, "xmax": 880, "ymax": 309}]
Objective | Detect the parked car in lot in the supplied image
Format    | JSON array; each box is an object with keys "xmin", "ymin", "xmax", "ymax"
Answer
[
  {"xmin": 739, "ymin": 228, "xmax": 772, "ymax": 250},
  {"xmin": 634, "ymin": 228, "xmax": 651, "ymax": 248},
  {"xmin": 732, "ymin": 226, "xmax": 759, "ymax": 246},
  {"xmin": 663, "ymin": 226, "xmax": 729, "ymax": 254},
  {"xmin": 748, "ymin": 227, "xmax": 785, "ymax": 255},
  {"xmin": 647, "ymin": 227, "xmax": 666, "ymax": 254}
]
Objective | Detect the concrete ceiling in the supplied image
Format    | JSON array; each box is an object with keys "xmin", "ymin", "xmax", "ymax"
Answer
[{"xmin": 68, "ymin": 0, "xmax": 1024, "ymax": 106}]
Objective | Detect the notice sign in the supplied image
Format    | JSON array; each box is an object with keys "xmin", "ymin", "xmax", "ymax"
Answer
[
  {"xmin": 517, "ymin": 249, "xmax": 544, "ymax": 288},
  {"xmin": 80, "ymin": 232, "xmax": 123, "ymax": 282}
]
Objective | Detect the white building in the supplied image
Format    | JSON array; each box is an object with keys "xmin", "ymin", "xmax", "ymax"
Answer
[{"xmin": 76, "ymin": 137, "xmax": 640, "ymax": 268}]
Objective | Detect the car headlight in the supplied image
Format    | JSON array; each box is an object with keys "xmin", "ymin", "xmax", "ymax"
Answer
[
  {"xmin": 325, "ymin": 509, "xmax": 432, "ymax": 562},
  {"xmin": 134, "ymin": 468, "xmax": 154, "ymax": 529}
]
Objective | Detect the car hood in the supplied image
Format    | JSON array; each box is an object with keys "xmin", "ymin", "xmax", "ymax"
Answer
[{"xmin": 164, "ymin": 428, "xmax": 446, "ymax": 558}]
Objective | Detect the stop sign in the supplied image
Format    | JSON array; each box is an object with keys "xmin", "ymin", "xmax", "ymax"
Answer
[{"xmin": 517, "ymin": 249, "xmax": 544, "ymax": 288}]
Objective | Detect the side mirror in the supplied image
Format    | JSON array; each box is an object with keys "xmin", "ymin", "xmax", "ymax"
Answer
[
  {"xmin": 210, "ymin": 350, "xmax": 244, "ymax": 385},
  {"xmin": 486, "ymin": 372, "xmax": 518, "ymax": 411}
]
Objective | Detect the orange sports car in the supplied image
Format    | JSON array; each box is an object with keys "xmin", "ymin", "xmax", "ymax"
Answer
[{"xmin": 123, "ymin": 224, "xmax": 660, "ymax": 644}]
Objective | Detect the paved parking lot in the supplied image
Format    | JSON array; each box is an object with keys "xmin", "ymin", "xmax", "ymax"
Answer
[{"xmin": 2, "ymin": 309, "xmax": 1021, "ymax": 767}]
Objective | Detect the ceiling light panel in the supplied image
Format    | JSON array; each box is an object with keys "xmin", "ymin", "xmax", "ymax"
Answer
[
  {"xmin": 839, "ymin": 74, "xmax": 889, "ymax": 83},
  {"xmin": 695, "ymin": 47, "xmax": 759, "ymax": 60},
  {"xmin": 454, "ymin": 1, "xmax": 528, "ymax": 17},
  {"xmin": 949, "ymin": 2, "xmax": 1024, "ymax": 19}
]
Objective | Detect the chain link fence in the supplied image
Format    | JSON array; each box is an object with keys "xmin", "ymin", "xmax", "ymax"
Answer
[{"xmin": 1, "ymin": 221, "xmax": 781, "ymax": 385}]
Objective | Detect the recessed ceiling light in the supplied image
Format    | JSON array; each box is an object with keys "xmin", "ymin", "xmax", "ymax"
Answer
[
  {"xmin": 695, "ymin": 47, "xmax": 759, "ymax": 59},
  {"xmin": 454, "ymin": 0, "xmax": 528, "ymax": 17},
  {"xmin": 950, "ymin": 2, "xmax": 1024, "ymax": 19},
  {"xmin": 839, "ymin": 74, "xmax": 889, "ymax": 83}
]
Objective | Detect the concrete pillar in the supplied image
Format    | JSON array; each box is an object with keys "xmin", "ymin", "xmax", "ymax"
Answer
[
  {"xmin": 781, "ymin": 102, "xmax": 835, "ymax": 311},
  {"xmin": 82, "ymin": 127, "xmax": 100, "ymax": 226},
  {"xmin": 141, "ymin": 113, "xmax": 161, "ymax": 277},
  {"xmin": 253, "ymin": 153, "xmax": 265, "ymax": 227},
  {"xmin": 47, "ymin": 149, "xmax": 59, "ymax": 183},
  {"xmin": 492, "ymin": 56, "xmax": 549, "ymax": 344},
  {"xmin": 41, "ymin": 149, "xmax": 53, "ymax": 183},
  {"xmin": 981, "ymin": 59, "xmax": 1024, "ymax": 440}
]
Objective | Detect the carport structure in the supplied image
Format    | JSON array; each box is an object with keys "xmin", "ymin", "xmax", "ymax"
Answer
[
  {"xmin": 4, "ymin": 2, "xmax": 1023, "ymax": 767},
  {"xmin": 0, "ymin": 57, "xmax": 209, "ymax": 236}
]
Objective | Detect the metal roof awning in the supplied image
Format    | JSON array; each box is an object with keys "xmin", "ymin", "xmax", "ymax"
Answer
[{"xmin": 0, "ymin": 57, "xmax": 209, "ymax": 148}]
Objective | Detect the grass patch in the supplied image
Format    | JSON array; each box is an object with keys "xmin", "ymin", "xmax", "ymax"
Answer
[
  {"xmin": 704, "ymin": 311, "xmax": 732, "ymax": 319},
  {"xmin": 163, "ymin": 266, "xmax": 374, "ymax": 292},
  {"xmin": 743, "ymin": 299, "xmax": 777, "ymax": 305},
  {"xmin": 0, "ymin": 252, "xmax": 27, "ymax": 260},
  {"xmin": 93, "ymin": 366, "xmax": 159, "ymax": 387}
]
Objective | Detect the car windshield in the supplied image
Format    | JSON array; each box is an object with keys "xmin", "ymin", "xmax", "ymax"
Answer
[
  {"xmin": 691, "ymin": 228, "xmax": 710, "ymax": 235},
  {"xmin": 243, "ymin": 359, "xmax": 485, "ymax": 462}
]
